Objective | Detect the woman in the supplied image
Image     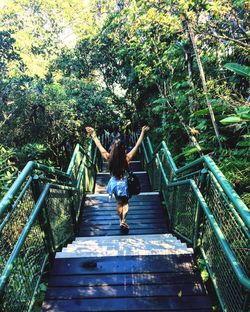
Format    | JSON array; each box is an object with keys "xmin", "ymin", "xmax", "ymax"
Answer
[{"xmin": 85, "ymin": 126, "xmax": 150, "ymax": 230}]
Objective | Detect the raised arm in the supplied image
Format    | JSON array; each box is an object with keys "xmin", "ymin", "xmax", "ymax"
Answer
[
  {"xmin": 127, "ymin": 126, "xmax": 150, "ymax": 162},
  {"xmin": 85, "ymin": 127, "xmax": 109, "ymax": 160}
]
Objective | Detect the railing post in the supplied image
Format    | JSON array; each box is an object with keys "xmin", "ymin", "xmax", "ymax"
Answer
[
  {"xmin": 31, "ymin": 176, "xmax": 55, "ymax": 257},
  {"xmin": 168, "ymin": 183, "xmax": 177, "ymax": 232},
  {"xmin": 193, "ymin": 168, "xmax": 208, "ymax": 249},
  {"xmin": 68, "ymin": 189, "xmax": 77, "ymax": 235},
  {"xmin": 243, "ymin": 292, "xmax": 249, "ymax": 312}
]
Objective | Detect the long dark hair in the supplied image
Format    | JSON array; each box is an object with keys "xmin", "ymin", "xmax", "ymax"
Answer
[{"xmin": 108, "ymin": 139, "xmax": 128, "ymax": 179}]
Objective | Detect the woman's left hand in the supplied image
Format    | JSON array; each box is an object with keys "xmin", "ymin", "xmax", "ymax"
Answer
[
  {"xmin": 142, "ymin": 125, "xmax": 150, "ymax": 133},
  {"xmin": 85, "ymin": 127, "xmax": 95, "ymax": 135}
]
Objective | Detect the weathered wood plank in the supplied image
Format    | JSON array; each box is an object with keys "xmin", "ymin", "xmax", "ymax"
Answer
[
  {"xmin": 42, "ymin": 296, "xmax": 212, "ymax": 311},
  {"xmin": 45, "ymin": 283, "xmax": 205, "ymax": 299},
  {"xmin": 79, "ymin": 229, "xmax": 168, "ymax": 236},
  {"xmin": 82, "ymin": 209, "xmax": 163, "ymax": 217},
  {"xmin": 47, "ymin": 272, "xmax": 200, "ymax": 287},
  {"xmin": 80, "ymin": 219, "xmax": 166, "ymax": 226},
  {"xmin": 80, "ymin": 223, "xmax": 167, "ymax": 230},
  {"xmin": 50, "ymin": 255, "xmax": 194, "ymax": 275},
  {"xmin": 86, "ymin": 194, "xmax": 160, "ymax": 201}
]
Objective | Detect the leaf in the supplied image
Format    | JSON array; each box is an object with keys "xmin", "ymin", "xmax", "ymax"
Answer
[
  {"xmin": 39, "ymin": 283, "xmax": 47, "ymax": 292},
  {"xmin": 192, "ymin": 108, "xmax": 209, "ymax": 117},
  {"xmin": 191, "ymin": 104, "xmax": 225, "ymax": 117},
  {"xmin": 237, "ymin": 141, "xmax": 250, "ymax": 147},
  {"xmin": 152, "ymin": 105, "xmax": 164, "ymax": 113},
  {"xmin": 235, "ymin": 107, "xmax": 250, "ymax": 120},
  {"xmin": 153, "ymin": 98, "xmax": 168, "ymax": 104},
  {"xmin": 183, "ymin": 147, "xmax": 200, "ymax": 157},
  {"xmin": 220, "ymin": 116, "xmax": 243, "ymax": 124},
  {"xmin": 224, "ymin": 63, "xmax": 250, "ymax": 78},
  {"xmin": 201, "ymin": 270, "xmax": 209, "ymax": 282}
]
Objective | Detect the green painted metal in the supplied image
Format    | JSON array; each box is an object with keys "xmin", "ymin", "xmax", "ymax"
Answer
[
  {"xmin": 0, "ymin": 161, "xmax": 35, "ymax": 219},
  {"xmin": 67, "ymin": 144, "xmax": 79, "ymax": 171},
  {"xmin": 141, "ymin": 141, "xmax": 149, "ymax": 163},
  {"xmin": 141, "ymin": 135, "xmax": 250, "ymax": 312},
  {"xmin": 0, "ymin": 161, "xmax": 71, "ymax": 220},
  {"xmin": 0, "ymin": 176, "xmax": 33, "ymax": 232},
  {"xmin": 203, "ymin": 155, "xmax": 250, "ymax": 229},
  {"xmin": 27, "ymin": 255, "xmax": 48, "ymax": 312},
  {"xmin": 189, "ymin": 179, "xmax": 250, "ymax": 290},
  {"xmin": 0, "ymin": 139, "xmax": 97, "ymax": 312},
  {"xmin": 161, "ymin": 141, "xmax": 178, "ymax": 172},
  {"xmin": 144, "ymin": 138, "xmax": 250, "ymax": 230},
  {"xmin": 0, "ymin": 184, "xmax": 50, "ymax": 292}
]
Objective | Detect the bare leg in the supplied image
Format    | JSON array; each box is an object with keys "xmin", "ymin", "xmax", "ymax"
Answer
[
  {"xmin": 121, "ymin": 203, "xmax": 129, "ymax": 224},
  {"xmin": 117, "ymin": 203, "xmax": 123, "ymax": 224},
  {"xmin": 117, "ymin": 203, "xmax": 129, "ymax": 227}
]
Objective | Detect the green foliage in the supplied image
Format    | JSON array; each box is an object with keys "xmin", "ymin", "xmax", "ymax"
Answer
[
  {"xmin": 0, "ymin": 30, "xmax": 21, "ymax": 74},
  {"xmin": 0, "ymin": 145, "xmax": 18, "ymax": 197},
  {"xmin": 220, "ymin": 107, "xmax": 250, "ymax": 124},
  {"xmin": 224, "ymin": 63, "xmax": 250, "ymax": 78},
  {"xmin": 0, "ymin": 0, "xmax": 248, "ymax": 194},
  {"xmin": 0, "ymin": 2, "xmax": 249, "ymax": 312},
  {"xmin": 197, "ymin": 258, "xmax": 209, "ymax": 282}
]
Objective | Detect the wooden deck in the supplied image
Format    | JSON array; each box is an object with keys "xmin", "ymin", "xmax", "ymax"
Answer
[{"xmin": 42, "ymin": 161, "xmax": 212, "ymax": 311}]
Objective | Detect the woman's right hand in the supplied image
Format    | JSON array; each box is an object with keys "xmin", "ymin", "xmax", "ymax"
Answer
[{"xmin": 85, "ymin": 127, "xmax": 95, "ymax": 136}]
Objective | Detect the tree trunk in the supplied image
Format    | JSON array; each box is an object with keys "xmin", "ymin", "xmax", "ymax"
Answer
[
  {"xmin": 156, "ymin": 83, "xmax": 203, "ymax": 156},
  {"xmin": 186, "ymin": 20, "xmax": 222, "ymax": 149}
]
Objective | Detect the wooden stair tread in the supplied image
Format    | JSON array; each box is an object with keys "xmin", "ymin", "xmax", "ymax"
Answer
[
  {"xmin": 47, "ymin": 271, "xmax": 201, "ymax": 287},
  {"xmin": 43, "ymin": 255, "xmax": 211, "ymax": 311},
  {"xmin": 42, "ymin": 296, "xmax": 212, "ymax": 311},
  {"xmin": 50, "ymin": 255, "xmax": 194, "ymax": 275}
]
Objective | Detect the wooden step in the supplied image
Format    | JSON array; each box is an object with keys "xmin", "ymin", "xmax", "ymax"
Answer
[
  {"xmin": 57, "ymin": 233, "xmax": 193, "ymax": 258},
  {"xmin": 74, "ymin": 233, "xmax": 176, "ymax": 242},
  {"xmin": 42, "ymin": 255, "xmax": 212, "ymax": 311},
  {"xmin": 78, "ymin": 228, "xmax": 169, "ymax": 237},
  {"xmin": 79, "ymin": 192, "xmax": 168, "ymax": 237},
  {"xmin": 85, "ymin": 192, "xmax": 160, "ymax": 203}
]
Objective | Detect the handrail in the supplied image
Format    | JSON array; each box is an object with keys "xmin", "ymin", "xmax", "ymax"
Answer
[
  {"xmin": 0, "ymin": 141, "xmax": 96, "ymax": 222},
  {"xmin": 142, "ymin": 135, "xmax": 250, "ymax": 292},
  {"xmin": 0, "ymin": 176, "xmax": 33, "ymax": 232},
  {"xmin": 203, "ymin": 155, "xmax": 250, "ymax": 228},
  {"xmin": 66, "ymin": 143, "xmax": 95, "ymax": 177},
  {"xmin": 66, "ymin": 144, "xmax": 80, "ymax": 176},
  {"xmin": 0, "ymin": 161, "xmax": 35, "ymax": 219},
  {"xmin": 0, "ymin": 140, "xmax": 96, "ymax": 302},
  {"xmin": 0, "ymin": 161, "xmax": 72, "ymax": 220},
  {"xmin": 167, "ymin": 178, "xmax": 250, "ymax": 290},
  {"xmin": 144, "ymin": 136, "xmax": 250, "ymax": 229},
  {"xmin": 0, "ymin": 184, "xmax": 50, "ymax": 292},
  {"xmin": 188, "ymin": 179, "xmax": 250, "ymax": 290},
  {"xmin": 0, "ymin": 181, "xmax": 81, "ymax": 293}
]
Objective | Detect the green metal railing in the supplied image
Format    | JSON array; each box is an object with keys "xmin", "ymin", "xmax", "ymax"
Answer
[
  {"xmin": 0, "ymin": 140, "xmax": 98, "ymax": 312},
  {"xmin": 142, "ymin": 136, "xmax": 250, "ymax": 312},
  {"xmin": 0, "ymin": 131, "xmax": 249, "ymax": 312}
]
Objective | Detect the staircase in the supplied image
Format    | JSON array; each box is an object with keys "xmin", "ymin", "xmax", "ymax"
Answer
[{"xmin": 42, "ymin": 161, "xmax": 212, "ymax": 311}]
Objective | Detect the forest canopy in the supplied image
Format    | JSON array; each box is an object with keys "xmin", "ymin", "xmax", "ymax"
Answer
[{"xmin": 0, "ymin": 0, "xmax": 249, "ymax": 204}]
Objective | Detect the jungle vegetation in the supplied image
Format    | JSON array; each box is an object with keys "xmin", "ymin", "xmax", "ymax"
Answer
[{"xmin": 0, "ymin": 0, "xmax": 249, "ymax": 205}]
